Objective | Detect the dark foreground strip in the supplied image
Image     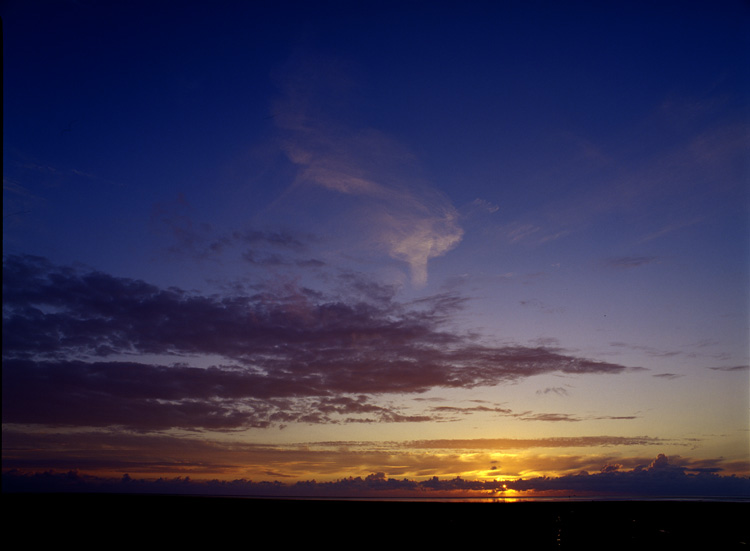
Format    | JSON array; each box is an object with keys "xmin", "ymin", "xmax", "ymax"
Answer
[{"xmin": 4, "ymin": 494, "xmax": 748, "ymax": 550}]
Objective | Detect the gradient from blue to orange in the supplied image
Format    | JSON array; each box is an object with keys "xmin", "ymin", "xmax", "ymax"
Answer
[{"xmin": 2, "ymin": 1, "xmax": 748, "ymax": 497}]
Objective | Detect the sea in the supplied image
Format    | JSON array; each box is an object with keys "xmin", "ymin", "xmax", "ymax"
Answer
[{"xmin": 4, "ymin": 492, "xmax": 748, "ymax": 549}]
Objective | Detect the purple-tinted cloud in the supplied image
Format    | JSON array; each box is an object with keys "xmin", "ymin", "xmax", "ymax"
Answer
[
  {"xmin": 708, "ymin": 365, "xmax": 749, "ymax": 372},
  {"xmin": 3, "ymin": 255, "xmax": 640, "ymax": 431}
]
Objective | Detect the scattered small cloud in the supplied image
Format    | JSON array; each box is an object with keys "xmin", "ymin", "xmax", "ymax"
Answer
[
  {"xmin": 536, "ymin": 387, "xmax": 569, "ymax": 397},
  {"xmin": 653, "ymin": 373, "xmax": 683, "ymax": 380}
]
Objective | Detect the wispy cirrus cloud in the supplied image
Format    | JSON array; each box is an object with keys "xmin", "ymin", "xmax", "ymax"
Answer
[
  {"xmin": 2, "ymin": 254, "xmax": 640, "ymax": 431},
  {"xmin": 270, "ymin": 52, "xmax": 463, "ymax": 287}
]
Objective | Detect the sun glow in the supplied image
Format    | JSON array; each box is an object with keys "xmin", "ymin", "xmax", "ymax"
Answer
[{"xmin": 497, "ymin": 486, "xmax": 521, "ymax": 502}]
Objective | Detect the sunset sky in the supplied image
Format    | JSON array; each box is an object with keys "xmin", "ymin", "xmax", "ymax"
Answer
[{"xmin": 3, "ymin": 1, "xmax": 749, "ymax": 497}]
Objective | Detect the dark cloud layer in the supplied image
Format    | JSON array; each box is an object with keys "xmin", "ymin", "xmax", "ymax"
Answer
[{"xmin": 3, "ymin": 255, "xmax": 638, "ymax": 431}]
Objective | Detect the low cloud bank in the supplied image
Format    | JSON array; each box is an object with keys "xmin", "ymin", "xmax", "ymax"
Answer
[{"xmin": 3, "ymin": 455, "xmax": 748, "ymax": 498}]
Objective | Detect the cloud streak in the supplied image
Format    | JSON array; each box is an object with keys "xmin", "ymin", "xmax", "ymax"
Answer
[
  {"xmin": 403, "ymin": 436, "xmax": 664, "ymax": 450},
  {"xmin": 2, "ymin": 254, "xmax": 639, "ymax": 431}
]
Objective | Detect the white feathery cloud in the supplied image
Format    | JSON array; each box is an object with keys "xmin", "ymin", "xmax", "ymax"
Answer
[{"xmin": 271, "ymin": 53, "xmax": 463, "ymax": 286}]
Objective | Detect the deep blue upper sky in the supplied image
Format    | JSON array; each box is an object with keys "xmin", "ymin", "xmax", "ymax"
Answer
[{"xmin": 4, "ymin": 0, "xmax": 748, "ymax": 353}]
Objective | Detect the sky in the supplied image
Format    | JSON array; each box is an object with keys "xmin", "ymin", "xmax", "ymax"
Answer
[{"xmin": 2, "ymin": 0, "xmax": 749, "ymax": 498}]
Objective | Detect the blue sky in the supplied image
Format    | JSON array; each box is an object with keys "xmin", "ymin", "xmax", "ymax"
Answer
[{"xmin": 3, "ymin": 1, "xmax": 749, "ymax": 496}]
